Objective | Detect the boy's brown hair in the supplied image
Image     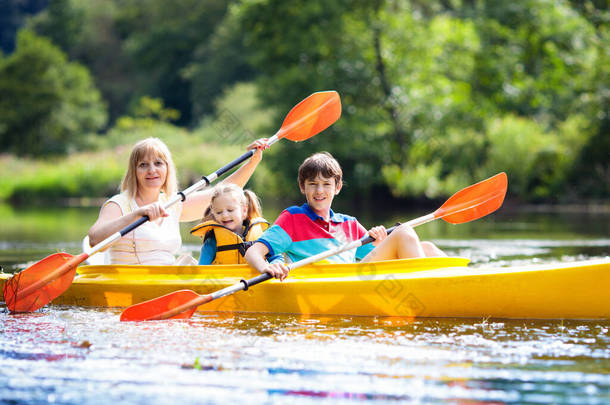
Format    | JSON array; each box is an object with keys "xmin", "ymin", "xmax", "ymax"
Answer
[{"xmin": 298, "ymin": 152, "xmax": 343, "ymax": 187}]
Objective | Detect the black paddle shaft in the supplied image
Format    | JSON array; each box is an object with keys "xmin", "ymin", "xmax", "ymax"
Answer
[
  {"xmin": 214, "ymin": 149, "xmax": 255, "ymax": 179},
  {"xmin": 240, "ymin": 273, "xmax": 273, "ymax": 290},
  {"xmin": 120, "ymin": 215, "xmax": 149, "ymax": 236},
  {"xmin": 238, "ymin": 224, "xmax": 401, "ymax": 291},
  {"xmin": 359, "ymin": 224, "xmax": 399, "ymax": 245}
]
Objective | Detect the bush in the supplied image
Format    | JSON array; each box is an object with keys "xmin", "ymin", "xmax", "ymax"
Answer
[
  {"xmin": 476, "ymin": 114, "xmax": 592, "ymax": 202},
  {"xmin": 0, "ymin": 30, "xmax": 107, "ymax": 157}
]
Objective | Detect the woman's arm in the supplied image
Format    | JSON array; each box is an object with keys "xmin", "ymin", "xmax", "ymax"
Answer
[
  {"xmin": 88, "ymin": 201, "xmax": 168, "ymax": 246},
  {"xmin": 223, "ymin": 138, "xmax": 266, "ymax": 188}
]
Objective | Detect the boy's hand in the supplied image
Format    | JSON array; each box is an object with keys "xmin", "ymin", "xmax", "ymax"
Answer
[
  {"xmin": 264, "ymin": 262, "xmax": 290, "ymax": 281},
  {"xmin": 368, "ymin": 225, "xmax": 387, "ymax": 246}
]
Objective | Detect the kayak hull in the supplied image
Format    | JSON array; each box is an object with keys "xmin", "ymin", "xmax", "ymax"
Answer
[{"xmin": 1, "ymin": 257, "xmax": 609, "ymax": 319}]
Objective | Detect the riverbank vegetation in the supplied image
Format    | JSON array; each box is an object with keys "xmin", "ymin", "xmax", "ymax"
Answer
[
  {"xmin": 0, "ymin": 0, "xmax": 608, "ymax": 206},
  {"xmin": 0, "ymin": 83, "xmax": 280, "ymax": 205}
]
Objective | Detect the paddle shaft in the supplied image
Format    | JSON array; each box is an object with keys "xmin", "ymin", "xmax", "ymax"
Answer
[
  {"xmin": 182, "ymin": 210, "xmax": 460, "ymax": 306},
  {"xmin": 279, "ymin": 211, "xmax": 442, "ymax": 270},
  {"xmin": 155, "ymin": 225, "xmax": 402, "ymax": 319}
]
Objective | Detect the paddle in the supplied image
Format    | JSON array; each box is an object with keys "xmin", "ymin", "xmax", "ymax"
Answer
[
  {"xmin": 119, "ymin": 172, "xmax": 508, "ymax": 321},
  {"xmin": 3, "ymin": 91, "xmax": 342, "ymax": 314}
]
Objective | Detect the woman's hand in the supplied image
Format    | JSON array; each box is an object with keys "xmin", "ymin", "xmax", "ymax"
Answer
[
  {"xmin": 247, "ymin": 138, "xmax": 269, "ymax": 165},
  {"xmin": 263, "ymin": 262, "xmax": 290, "ymax": 281},
  {"xmin": 368, "ymin": 225, "xmax": 387, "ymax": 246},
  {"xmin": 137, "ymin": 202, "xmax": 169, "ymax": 221}
]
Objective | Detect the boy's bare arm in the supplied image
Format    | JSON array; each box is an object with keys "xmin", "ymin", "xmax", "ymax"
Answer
[
  {"xmin": 245, "ymin": 242, "xmax": 290, "ymax": 281},
  {"xmin": 244, "ymin": 242, "xmax": 270, "ymax": 273}
]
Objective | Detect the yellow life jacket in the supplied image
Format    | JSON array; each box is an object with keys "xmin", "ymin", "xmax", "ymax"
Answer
[{"xmin": 190, "ymin": 217, "xmax": 269, "ymax": 264}]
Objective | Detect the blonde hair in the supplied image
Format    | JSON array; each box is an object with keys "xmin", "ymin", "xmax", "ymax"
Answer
[
  {"xmin": 298, "ymin": 151, "xmax": 343, "ymax": 188},
  {"xmin": 203, "ymin": 184, "xmax": 263, "ymax": 222},
  {"xmin": 120, "ymin": 138, "xmax": 178, "ymax": 199}
]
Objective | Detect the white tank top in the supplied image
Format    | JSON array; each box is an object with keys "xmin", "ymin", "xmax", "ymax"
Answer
[{"xmin": 104, "ymin": 192, "xmax": 182, "ymax": 265}]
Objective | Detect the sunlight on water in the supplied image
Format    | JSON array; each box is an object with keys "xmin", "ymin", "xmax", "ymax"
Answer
[
  {"xmin": 1, "ymin": 308, "xmax": 609, "ymax": 404},
  {"xmin": 437, "ymin": 238, "xmax": 610, "ymax": 267}
]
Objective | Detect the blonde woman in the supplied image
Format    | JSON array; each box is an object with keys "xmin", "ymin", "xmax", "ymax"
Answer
[{"xmin": 88, "ymin": 137, "xmax": 267, "ymax": 265}]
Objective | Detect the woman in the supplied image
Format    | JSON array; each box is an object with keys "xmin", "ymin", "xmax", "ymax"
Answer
[{"xmin": 87, "ymin": 137, "xmax": 267, "ymax": 265}]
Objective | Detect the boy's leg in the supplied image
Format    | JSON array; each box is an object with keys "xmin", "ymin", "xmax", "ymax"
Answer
[
  {"xmin": 421, "ymin": 241, "xmax": 447, "ymax": 257},
  {"xmin": 361, "ymin": 224, "xmax": 426, "ymax": 262}
]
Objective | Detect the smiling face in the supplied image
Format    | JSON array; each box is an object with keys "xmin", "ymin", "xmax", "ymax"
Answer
[
  {"xmin": 211, "ymin": 193, "xmax": 248, "ymax": 233},
  {"xmin": 136, "ymin": 153, "xmax": 168, "ymax": 192},
  {"xmin": 299, "ymin": 174, "xmax": 342, "ymax": 220}
]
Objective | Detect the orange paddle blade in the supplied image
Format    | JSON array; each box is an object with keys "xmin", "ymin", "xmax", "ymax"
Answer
[
  {"xmin": 277, "ymin": 91, "xmax": 341, "ymax": 141},
  {"xmin": 434, "ymin": 172, "xmax": 508, "ymax": 224},
  {"xmin": 3, "ymin": 252, "xmax": 83, "ymax": 313},
  {"xmin": 120, "ymin": 290, "xmax": 207, "ymax": 321}
]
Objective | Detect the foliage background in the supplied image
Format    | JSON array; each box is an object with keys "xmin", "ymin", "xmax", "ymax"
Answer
[{"xmin": 0, "ymin": 0, "xmax": 607, "ymax": 205}]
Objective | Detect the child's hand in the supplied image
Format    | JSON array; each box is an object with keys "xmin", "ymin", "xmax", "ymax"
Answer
[
  {"xmin": 368, "ymin": 225, "xmax": 387, "ymax": 246},
  {"xmin": 264, "ymin": 262, "xmax": 290, "ymax": 281},
  {"xmin": 247, "ymin": 138, "xmax": 270, "ymax": 164}
]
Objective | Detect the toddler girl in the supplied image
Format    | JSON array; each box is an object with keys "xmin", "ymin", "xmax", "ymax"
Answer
[{"xmin": 191, "ymin": 184, "xmax": 269, "ymax": 265}]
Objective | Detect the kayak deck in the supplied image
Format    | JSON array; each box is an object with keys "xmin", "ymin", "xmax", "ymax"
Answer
[{"xmin": 1, "ymin": 257, "xmax": 609, "ymax": 319}]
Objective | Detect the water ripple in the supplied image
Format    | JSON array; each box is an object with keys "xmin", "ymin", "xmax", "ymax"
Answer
[{"xmin": 1, "ymin": 308, "xmax": 608, "ymax": 404}]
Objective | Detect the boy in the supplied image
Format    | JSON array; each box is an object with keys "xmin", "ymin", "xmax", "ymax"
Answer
[{"xmin": 245, "ymin": 152, "xmax": 445, "ymax": 280}]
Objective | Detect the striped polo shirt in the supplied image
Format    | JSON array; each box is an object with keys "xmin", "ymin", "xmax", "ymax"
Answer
[{"xmin": 257, "ymin": 203, "xmax": 374, "ymax": 264}]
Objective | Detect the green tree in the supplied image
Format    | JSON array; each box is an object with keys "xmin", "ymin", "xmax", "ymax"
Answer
[
  {"xmin": 237, "ymin": 0, "xmax": 485, "ymax": 198},
  {"xmin": 30, "ymin": 0, "xmax": 243, "ymax": 126},
  {"xmin": 568, "ymin": 21, "xmax": 610, "ymax": 199},
  {"xmin": 114, "ymin": 0, "xmax": 231, "ymax": 125},
  {"xmin": 0, "ymin": 0, "xmax": 47, "ymax": 53},
  {"xmin": 28, "ymin": 0, "xmax": 84, "ymax": 51},
  {"xmin": 237, "ymin": 0, "xmax": 606, "ymax": 202},
  {"xmin": 29, "ymin": 0, "xmax": 139, "ymax": 123},
  {"xmin": 184, "ymin": 5, "xmax": 255, "ymax": 121},
  {"xmin": 0, "ymin": 29, "xmax": 107, "ymax": 156},
  {"xmin": 471, "ymin": 0, "xmax": 599, "ymax": 124}
]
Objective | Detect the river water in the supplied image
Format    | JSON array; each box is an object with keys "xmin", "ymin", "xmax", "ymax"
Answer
[{"xmin": 1, "ymin": 204, "xmax": 609, "ymax": 404}]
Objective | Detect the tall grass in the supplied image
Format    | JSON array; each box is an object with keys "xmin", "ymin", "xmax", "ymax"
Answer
[
  {"xmin": 0, "ymin": 135, "xmax": 279, "ymax": 205},
  {"xmin": 1, "ymin": 149, "xmax": 126, "ymax": 204}
]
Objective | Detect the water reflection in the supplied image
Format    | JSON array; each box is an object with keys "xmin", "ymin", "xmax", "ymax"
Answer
[{"xmin": 1, "ymin": 307, "xmax": 608, "ymax": 404}]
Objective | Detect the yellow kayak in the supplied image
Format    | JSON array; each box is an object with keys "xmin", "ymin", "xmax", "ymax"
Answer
[{"xmin": 1, "ymin": 257, "xmax": 609, "ymax": 319}]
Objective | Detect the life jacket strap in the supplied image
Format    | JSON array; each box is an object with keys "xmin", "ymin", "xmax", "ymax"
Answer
[{"xmin": 216, "ymin": 241, "xmax": 255, "ymax": 256}]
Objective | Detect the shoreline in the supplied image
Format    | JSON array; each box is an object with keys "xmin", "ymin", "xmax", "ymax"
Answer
[
  {"xmin": 3, "ymin": 197, "xmax": 610, "ymax": 215},
  {"xmin": 509, "ymin": 204, "xmax": 610, "ymax": 214}
]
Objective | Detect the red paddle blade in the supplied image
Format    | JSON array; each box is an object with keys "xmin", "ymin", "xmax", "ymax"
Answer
[
  {"xmin": 3, "ymin": 252, "xmax": 82, "ymax": 313},
  {"xmin": 434, "ymin": 172, "xmax": 508, "ymax": 224},
  {"xmin": 277, "ymin": 91, "xmax": 341, "ymax": 142},
  {"xmin": 120, "ymin": 290, "xmax": 207, "ymax": 321}
]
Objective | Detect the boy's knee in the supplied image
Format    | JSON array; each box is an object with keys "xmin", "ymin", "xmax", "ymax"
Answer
[
  {"xmin": 422, "ymin": 241, "xmax": 447, "ymax": 257},
  {"xmin": 394, "ymin": 224, "xmax": 419, "ymax": 242},
  {"xmin": 421, "ymin": 241, "xmax": 435, "ymax": 251}
]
